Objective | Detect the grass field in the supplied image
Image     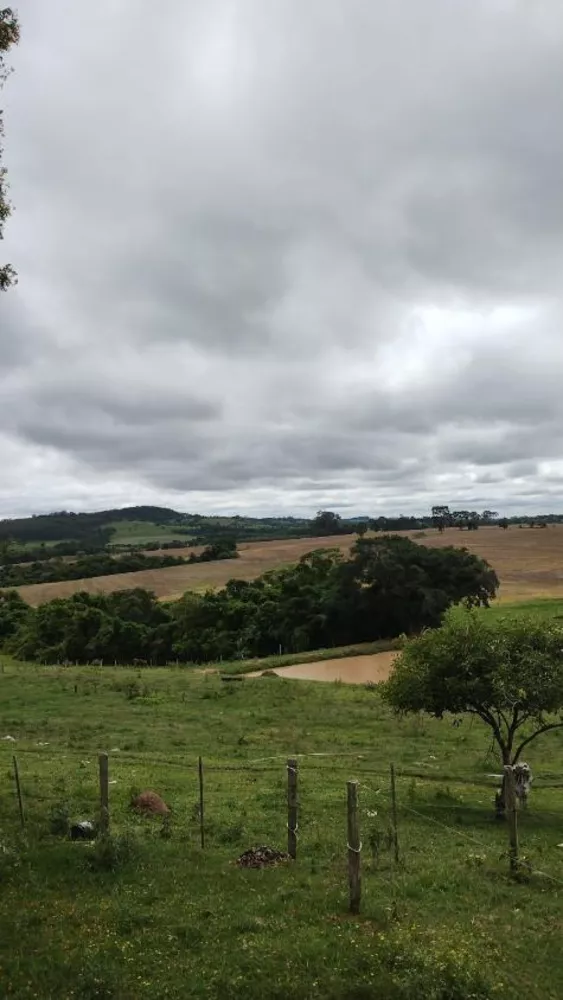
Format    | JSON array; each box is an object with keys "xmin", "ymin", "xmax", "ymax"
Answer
[
  {"xmin": 1, "ymin": 651, "xmax": 563, "ymax": 1000},
  {"xmin": 13, "ymin": 524, "xmax": 563, "ymax": 607},
  {"xmin": 107, "ymin": 520, "xmax": 192, "ymax": 546}
]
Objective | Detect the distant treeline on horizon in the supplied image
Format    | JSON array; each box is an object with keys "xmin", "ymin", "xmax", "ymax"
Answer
[{"xmin": 0, "ymin": 504, "xmax": 562, "ymax": 547}]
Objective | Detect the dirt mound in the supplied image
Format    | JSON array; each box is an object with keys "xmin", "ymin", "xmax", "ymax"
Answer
[
  {"xmin": 236, "ymin": 846, "xmax": 290, "ymax": 869},
  {"xmin": 132, "ymin": 791, "xmax": 170, "ymax": 816}
]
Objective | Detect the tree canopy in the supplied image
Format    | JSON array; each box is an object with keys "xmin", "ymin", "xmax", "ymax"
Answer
[
  {"xmin": 383, "ymin": 610, "xmax": 563, "ymax": 774},
  {"xmin": 310, "ymin": 510, "xmax": 347, "ymax": 536},
  {"xmin": 0, "ymin": 7, "xmax": 19, "ymax": 291}
]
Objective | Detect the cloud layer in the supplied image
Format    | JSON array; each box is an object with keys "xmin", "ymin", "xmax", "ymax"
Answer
[{"xmin": 2, "ymin": 0, "xmax": 563, "ymax": 517}]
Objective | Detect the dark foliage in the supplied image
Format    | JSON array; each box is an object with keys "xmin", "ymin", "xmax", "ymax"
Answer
[
  {"xmin": 0, "ymin": 532, "xmax": 113, "ymax": 564},
  {"xmin": 0, "ymin": 507, "xmax": 182, "ymax": 544},
  {"xmin": 187, "ymin": 538, "xmax": 238, "ymax": 563},
  {"xmin": 0, "ymin": 7, "xmax": 20, "ymax": 291},
  {"xmin": 0, "ymin": 552, "xmax": 189, "ymax": 588},
  {"xmin": 3, "ymin": 536, "xmax": 498, "ymax": 665}
]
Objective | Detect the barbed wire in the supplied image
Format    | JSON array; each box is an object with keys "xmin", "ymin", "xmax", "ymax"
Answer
[
  {"xmin": 3, "ymin": 746, "xmax": 563, "ymax": 795},
  {"xmin": 398, "ymin": 801, "xmax": 512, "ymax": 851},
  {"xmin": 514, "ymin": 858, "xmax": 563, "ymax": 888}
]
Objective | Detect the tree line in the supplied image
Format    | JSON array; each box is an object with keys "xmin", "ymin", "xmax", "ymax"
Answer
[
  {"xmin": 0, "ymin": 540, "xmax": 238, "ymax": 588},
  {"xmin": 0, "ymin": 536, "xmax": 498, "ymax": 665},
  {"xmin": 309, "ymin": 507, "xmax": 562, "ymax": 537},
  {"xmin": 0, "ymin": 533, "xmax": 114, "ymax": 565},
  {"xmin": 0, "ymin": 506, "xmax": 185, "ymax": 544}
]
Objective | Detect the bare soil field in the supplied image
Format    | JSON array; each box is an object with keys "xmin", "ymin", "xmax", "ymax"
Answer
[
  {"xmin": 14, "ymin": 525, "xmax": 563, "ymax": 607},
  {"xmin": 248, "ymin": 650, "xmax": 399, "ymax": 683}
]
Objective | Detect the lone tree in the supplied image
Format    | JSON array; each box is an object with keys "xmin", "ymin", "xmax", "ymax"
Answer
[
  {"xmin": 431, "ymin": 505, "xmax": 451, "ymax": 532},
  {"xmin": 1, "ymin": 7, "xmax": 20, "ymax": 291},
  {"xmin": 311, "ymin": 510, "xmax": 344, "ymax": 536},
  {"xmin": 383, "ymin": 610, "xmax": 563, "ymax": 812}
]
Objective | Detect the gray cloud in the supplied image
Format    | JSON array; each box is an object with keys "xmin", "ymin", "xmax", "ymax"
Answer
[{"xmin": 2, "ymin": 0, "xmax": 563, "ymax": 518}]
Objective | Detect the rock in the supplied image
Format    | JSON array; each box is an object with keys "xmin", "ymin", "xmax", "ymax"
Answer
[
  {"xmin": 70, "ymin": 820, "xmax": 96, "ymax": 841},
  {"xmin": 132, "ymin": 791, "xmax": 170, "ymax": 816},
  {"xmin": 260, "ymin": 669, "xmax": 279, "ymax": 678},
  {"xmin": 236, "ymin": 845, "xmax": 290, "ymax": 869},
  {"xmin": 2, "ymin": 735, "xmax": 16, "ymax": 741}
]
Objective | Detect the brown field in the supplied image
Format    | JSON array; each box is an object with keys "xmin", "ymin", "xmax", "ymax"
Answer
[{"xmin": 14, "ymin": 525, "xmax": 563, "ymax": 607}]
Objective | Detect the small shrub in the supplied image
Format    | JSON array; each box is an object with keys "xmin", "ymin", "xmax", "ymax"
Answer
[
  {"xmin": 125, "ymin": 680, "xmax": 142, "ymax": 700},
  {"xmin": 49, "ymin": 800, "xmax": 70, "ymax": 836},
  {"xmin": 216, "ymin": 820, "xmax": 245, "ymax": 845},
  {"xmin": 464, "ymin": 852, "xmax": 487, "ymax": 868},
  {"xmin": 433, "ymin": 785, "xmax": 463, "ymax": 806},
  {"xmin": 173, "ymin": 924, "xmax": 204, "ymax": 948},
  {"xmin": 200, "ymin": 688, "xmax": 220, "ymax": 701},
  {"xmin": 85, "ymin": 833, "xmax": 138, "ymax": 873},
  {"xmin": 0, "ymin": 838, "xmax": 22, "ymax": 883},
  {"xmin": 377, "ymin": 927, "xmax": 495, "ymax": 999},
  {"xmin": 367, "ymin": 823, "xmax": 384, "ymax": 861}
]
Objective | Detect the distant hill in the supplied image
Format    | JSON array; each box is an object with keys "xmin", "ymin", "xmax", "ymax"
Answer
[
  {"xmin": 0, "ymin": 506, "xmax": 315, "ymax": 547},
  {"xmin": 4, "ymin": 504, "xmax": 563, "ymax": 551}
]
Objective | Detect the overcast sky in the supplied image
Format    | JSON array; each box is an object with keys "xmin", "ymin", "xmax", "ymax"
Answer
[{"xmin": 2, "ymin": 1, "xmax": 563, "ymax": 519}]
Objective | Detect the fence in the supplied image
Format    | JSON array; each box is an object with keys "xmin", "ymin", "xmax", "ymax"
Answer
[{"xmin": 2, "ymin": 746, "xmax": 563, "ymax": 910}]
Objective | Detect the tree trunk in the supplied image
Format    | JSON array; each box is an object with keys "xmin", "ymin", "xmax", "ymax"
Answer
[{"xmin": 495, "ymin": 749, "xmax": 512, "ymax": 819}]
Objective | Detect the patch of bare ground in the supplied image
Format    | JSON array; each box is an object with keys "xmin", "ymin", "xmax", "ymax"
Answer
[{"xmin": 247, "ymin": 650, "xmax": 399, "ymax": 683}]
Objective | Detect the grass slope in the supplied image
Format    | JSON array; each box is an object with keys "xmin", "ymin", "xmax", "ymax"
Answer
[
  {"xmin": 1, "ymin": 655, "xmax": 563, "ymax": 999},
  {"xmin": 107, "ymin": 520, "xmax": 192, "ymax": 546}
]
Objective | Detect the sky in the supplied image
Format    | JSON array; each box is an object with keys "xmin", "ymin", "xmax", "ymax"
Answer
[{"xmin": 2, "ymin": 0, "xmax": 563, "ymax": 520}]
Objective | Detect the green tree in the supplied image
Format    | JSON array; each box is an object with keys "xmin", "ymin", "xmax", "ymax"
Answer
[
  {"xmin": 0, "ymin": 588, "xmax": 29, "ymax": 639},
  {"xmin": 336, "ymin": 536, "xmax": 497, "ymax": 643},
  {"xmin": 383, "ymin": 610, "xmax": 563, "ymax": 810},
  {"xmin": 431, "ymin": 505, "xmax": 451, "ymax": 532},
  {"xmin": 481, "ymin": 510, "xmax": 499, "ymax": 524},
  {"xmin": 0, "ymin": 8, "xmax": 20, "ymax": 291},
  {"xmin": 311, "ymin": 510, "xmax": 343, "ymax": 536}
]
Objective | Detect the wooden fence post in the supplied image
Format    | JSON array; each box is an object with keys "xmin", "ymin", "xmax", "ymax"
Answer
[
  {"xmin": 390, "ymin": 763, "xmax": 400, "ymax": 865},
  {"xmin": 504, "ymin": 765, "xmax": 519, "ymax": 874},
  {"xmin": 198, "ymin": 756, "xmax": 205, "ymax": 849},
  {"xmin": 347, "ymin": 780, "xmax": 361, "ymax": 914},
  {"xmin": 287, "ymin": 758, "xmax": 298, "ymax": 859},
  {"xmin": 13, "ymin": 756, "xmax": 25, "ymax": 830},
  {"xmin": 98, "ymin": 753, "xmax": 109, "ymax": 835}
]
